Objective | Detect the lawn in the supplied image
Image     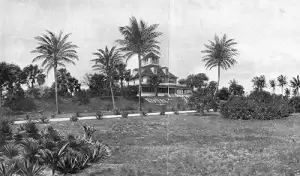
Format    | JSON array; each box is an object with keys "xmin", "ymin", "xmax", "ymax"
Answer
[{"xmin": 19, "ymin": 112, "xmax": 300, "ymax": 176}]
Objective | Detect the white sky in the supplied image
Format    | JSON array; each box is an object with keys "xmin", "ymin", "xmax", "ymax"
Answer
[{"xmin": 1, "ymin": 0, "xmax": 300, "ymax": 93}]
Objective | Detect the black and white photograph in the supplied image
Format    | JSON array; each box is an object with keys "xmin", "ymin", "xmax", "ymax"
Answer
[{"xmin": 1, "ymin": 0, "xmax": 300, "ymax": 175}]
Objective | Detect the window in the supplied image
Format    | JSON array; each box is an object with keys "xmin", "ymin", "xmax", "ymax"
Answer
[{"xmin": 153, "ymin": 67, "xmax": 157, "ymax": 74}]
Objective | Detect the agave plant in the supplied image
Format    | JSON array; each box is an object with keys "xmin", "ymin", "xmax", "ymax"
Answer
[
  {"xmin": 41, "ymin": 142, "xmax": 69, "ymax": 176},
  {"xmin": 19, "ymin": 138, "xmax": 43, "ymax": 163},
  {"xmin": 56, "ymin": 152, "xmax": 89, "ymax": 174},
  {"xmin": 82, "ymin": 124, "xmax": 96, "ymax": 140},
  {"xmin": 0, "ymin": 162, "xmax": 18, "ymax": 176},
  {"xmin": 0, "ymin": 143, "xmax": 20, "ymax": 161},
  {"xmin": 18, "ymin": 159, "xmax": 45, "ymax": 176},
  {"xmin": 19, "ymin": 121, "xmax": 40, "ymax": 139}
]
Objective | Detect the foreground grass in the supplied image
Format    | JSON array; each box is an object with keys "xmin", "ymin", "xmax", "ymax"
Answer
[{"xmin": 19, "ymin": 113, "xmax": 300, "ymax": 175}]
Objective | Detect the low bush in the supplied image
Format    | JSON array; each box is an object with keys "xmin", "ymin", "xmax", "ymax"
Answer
[
  {"xmin": 122, "ymin": 112, "xmax": 129, "ymax": 118},
  {"xmin": 140, "ymin": 111, "xmax": 147, "ymax": 117},
  {"xmin": 39, "ymin": 116, "xmax": 49, "ymax": 124},
  {"xmin": 0, "ymin": 118, "xmax": 12, "ymax": 146},
  {"xmin": 174, "ymin": 110, "xmax": 179, "ymax": 115},
  {"xmin": 289, "ymin": 97, "xmax": 300, "ymax": 113},
  {"xmin": 96, "ymin": 111, "xmax": 103, "ymax": 120},
  {"xmin": 148, "ymin": 108, "xmax": 152, "ymax": 113},
  {"xmin": 18, "ymin": 121, "xmax": 40, "ymax": 140},
  {"xmin": 113, "ymin": 109, "xmax": 120, "ymax": 115},
  {"xmin": 70, "ymin": 114, "xmax": 79, "ymax": 122},
  {"xmin": 220, "ymin": 95, "xmax": 291, "ymax": 120}
]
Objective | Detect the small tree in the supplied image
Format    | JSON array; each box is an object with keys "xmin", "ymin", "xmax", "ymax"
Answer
[{"xmin": 149, "ymin": 75, "xmax": 162, "ymax": 96}]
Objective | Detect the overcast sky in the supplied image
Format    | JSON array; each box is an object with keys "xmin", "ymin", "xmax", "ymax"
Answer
[{"xmin": 1, "ymin": 0, "xmax": 300, "ymax": 93}]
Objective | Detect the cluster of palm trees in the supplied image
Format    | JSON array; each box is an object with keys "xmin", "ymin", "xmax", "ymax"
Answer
[
  {"xmin": 252, "ymin": 74, "xmax": 300, "ymax": 97},
  {"xmin": 32, "ymin": 17, "xmax": 162, "ymax": 113}
]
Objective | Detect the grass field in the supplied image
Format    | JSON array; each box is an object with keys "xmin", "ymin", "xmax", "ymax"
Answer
[{"xmin": 15, "ymin": 112, "xmax": 300, "ymax": 176}]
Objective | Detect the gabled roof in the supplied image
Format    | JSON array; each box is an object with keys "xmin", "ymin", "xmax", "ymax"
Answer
[{"xmin": 130, "ymin": 65, "xmax": 178, "ymax": 80}]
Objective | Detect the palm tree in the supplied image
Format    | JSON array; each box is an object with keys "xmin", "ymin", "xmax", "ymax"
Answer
[
  {"xmin": 277, "ymin": 75, "xmax": 287, "ymax": 95},
  {"xmin": 269, "ymin": 79, "xmax": 276, "ymax": 94},
  {"xmin": 290, "ymin": 75, "xmax": 300, "ymax": 96},
  {"xmin": 252, "ymin": 75, "xmax": 266, "ymax": 91},
  {"xmin": 23, "ymin": 64, "xmax": 45, "ymax": 88},
  {"xmin": 202, "ymin": 34, "xmax": 238, "ymax": 96},
  {"xmin": 284, "ymin": 88, "xmax": 291, "ymax": 99},
  {"xmin": 32, "ymin": 30, "xmax": 79, "ymax": 114},
  {"xmin": 91, "ymin": 46, "xmax": 123, "ymax": 110},
  {"xmin": 116, "ymin": 16, "xmax": 162, "ymax": 111}
]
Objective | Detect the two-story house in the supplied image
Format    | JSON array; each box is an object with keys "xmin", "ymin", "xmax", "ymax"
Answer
[{"xmin": 127, "ymin": 53, "xmax": 192, "ymax": 97}]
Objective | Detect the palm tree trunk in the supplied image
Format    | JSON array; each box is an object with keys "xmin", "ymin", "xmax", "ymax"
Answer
[
  {"xmin": 109, "ymin": 77, "xmax": 115, "ymax": 109},
  {"xmin": 138, "ymin": 54, "xmax": 142, "ymax": 112},
  {"xmin": 120, "ymin": 79, "xmax": 124, "ymax": 110},
  {"xmin": 54, "ymin": 66, "xmax": 59, "ymax": 114},
  {"xmin": 0, "ymin": 88, "xmax": 2, "ymax": 107},
  {"xmin": 215, "ymin": 64, "xmax": 220, "ymax": 96},
  {"xmin": 155, "ymin": 87, "xmax": 158, "ymax": 96}
]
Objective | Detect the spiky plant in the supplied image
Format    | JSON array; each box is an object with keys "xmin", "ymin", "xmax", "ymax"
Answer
[
  {"xmin": 82, "ymin": 124, "xmax": 96, "ymax": 141},
  {"xmin": 0, "ymin": 162, "xmax": 18, "ymax": 176},
  {"xmin": 202, "ymin": 34, "xmax": 238, "ymax": 95},
  {"xmin": 19, "ymin": 138, "xmax": 42, "ymax": 163},
  {"xmin": 41, "ymin": 142, "xmax": 69, "ymax": 176},
  {"xmin": 0, "ymin": 144, "xmax": 20, "ymax": 162},
  {"xmin": 32, "ymin": 30, "xmax": 79, "ymax": 114},
  {"xmin": 17, "ymin": 159, "xmax": 45, "ymax": 176}
]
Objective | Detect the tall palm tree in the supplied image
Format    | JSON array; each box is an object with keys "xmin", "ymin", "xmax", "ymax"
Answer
[
  {"xmin": 277, "ymin": 75, "xmax": 287, "ymax": 95},
  {"xmin": 91, "ymin": 46, "xmax": 123, "ymax": 110},
  {"xmin": 269, "ymin": 79, "xmax": 276, "ymax": 94},
  {"xmin": 202, "ymin": 34, "xmax": 238, "ymax": 96},
  {"xmin": 116, "ymin": 16, "xmax": 162, "ymax": 111},
  {"xmin": 290, "ymin": 75, "xmax": 300, "ymax": 97},
  {"xmin": 32, "ymin": 30, "xmax": 78, "ymax": 114},
  {"xmin": 252, "ymin": 75, "xmax": 266, "ymax": 91}
]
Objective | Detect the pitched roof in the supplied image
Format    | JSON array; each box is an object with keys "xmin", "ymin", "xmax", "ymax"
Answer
[{"xmin": 130, "ymin": 65, "xmax": 178, "ymax": 80}]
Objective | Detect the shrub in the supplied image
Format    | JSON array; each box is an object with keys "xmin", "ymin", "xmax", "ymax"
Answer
[
  {"xmin": 140, "ymin": 111, "xmax": 147, "ymax": 117},
  {"xmin": 51, "ymin": 114, "xmax": 55, "ymax": 118},
  {"xmin": 122, "ymin": 112, "xmax": 129, "ymax": 119},
  {"xmin": 75, "ymin": 112, "xmax": 80, "ymax": 117},
  {"xmin": 25, "ymin": 114, "xmax": 30, "ymax": 120},
  {"xmin": 113, "ymin": 109, "xmax": 120, "ymax": 115},
  {"xmin": 95, "ymin": 111, "xmax": 103, "ymax": 120},
  {"xmin": 0, "ymin": 118, "xmax": 13, "ymax": 143},
  {"xmin": 160, "ymin": 111, "xmax": 165, "ymax": 116},
  {"xmin": 148, "ymin": 108, "xmax": 152, "ymax": 113},
  {"xmin": 15, "ymin": 99, "xmax": 36, "ymax": 111},
  {"xmin": 248, "ymin": 90, "xmax": 273, "ymax": 103},
  {"xmin": 70, "ymin": 114, "xmax": 79, "ymax": 122},
  {"xmin": 39, "ymin": 116, "xmax": 49, "ymax": 124},
  {"xmin": 182, "ymin": 107, "xmax": 186, "ymax": 111},
  {"xmin": 18, "ymin": 121, "xmax": 40, "ymax": 139},
  {"xmin": 289, "ymin": 97, "xmax": 300, "ymax": 113},
  {"xmin": 174, "ymin": 110, "xmax": 179, "ymax": 115},
  {"xmin": 220, "ymin": 96, "xmax": 291, "ymax": 120}
]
